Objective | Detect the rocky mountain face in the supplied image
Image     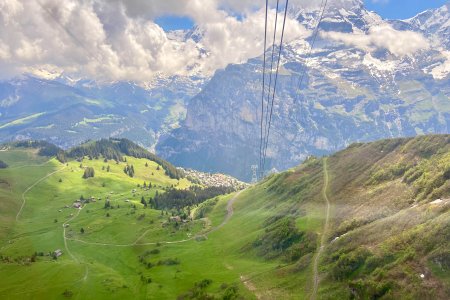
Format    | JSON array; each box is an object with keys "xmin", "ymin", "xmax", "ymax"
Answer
[
  {"xmin": 0, "ymin": 75, "xmax": 204, "ymax": 149},
  {"xmin": 157, "ymin": 1, "xmax": 450, "ymax": 181}
]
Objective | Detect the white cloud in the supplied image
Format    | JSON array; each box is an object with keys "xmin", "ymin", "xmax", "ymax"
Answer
[
  {"xmin": 0, "ymin": 0, "xmax": 308, "ymax": 82},
  {"xmin": 321, "ymin": 24, "xmax": 430, "ymax": 57}
]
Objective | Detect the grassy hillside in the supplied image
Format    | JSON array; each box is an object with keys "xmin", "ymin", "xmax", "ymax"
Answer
[
  {"xmin": 229, "ymin": 135, "xmax": 450, "ymax": 299},
  {"xmin": 0, "ymin": 135, "xmax": 449, "ymax": 299},
  {"xmin": 0, "ymin": 143, "xmax": 246, "ymax": 299}
]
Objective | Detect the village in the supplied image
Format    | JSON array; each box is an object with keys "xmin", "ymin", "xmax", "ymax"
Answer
[{"xmin": 181, "ymin": 168, "xmax": 248, "ymax": 190}]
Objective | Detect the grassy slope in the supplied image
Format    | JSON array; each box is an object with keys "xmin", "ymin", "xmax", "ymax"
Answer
[
  {"xmin": 1, "ymin": 135, "xmax": 449, "ymax": 299},
  {"xmin": 0, "ymin": 149, "xmax": 206, "ymax": 299},
  {"xmin": 226, "ymin": 135, "xmax": 450, "ymax": 299}
]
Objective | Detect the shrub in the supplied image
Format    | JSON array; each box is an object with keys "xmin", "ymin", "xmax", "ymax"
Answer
[
  {"xmin": 429, "ymin": 250, "xmax": 450, "ymax": 271},
  {"xmin": 252, "ymin": 217, "xmax": 316, "ymax": 261},
  {"xmin": 0, "ymin": 160, "xmax": 8, "ymax": 169},
  {"xmin": 368, "ymin": 163, "xmax": 411, "ymax": 185},
  {"xmin": 348, "ymin": 279, "xmax": 393, "ymax": 299},
  {"xmin": 331, "ymin": 248, "xmax": 372, "ymax": 280}
]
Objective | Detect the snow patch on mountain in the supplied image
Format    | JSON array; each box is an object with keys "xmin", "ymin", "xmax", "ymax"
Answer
[
  {"xmin": 363, "ymin": 53, "xmax": 398, "ymax": 73},
  {"xmin": 429, "ymin": 50, "xmax": 450, "ymax": 80}
]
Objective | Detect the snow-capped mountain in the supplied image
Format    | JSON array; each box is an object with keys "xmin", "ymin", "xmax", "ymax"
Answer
[
  {"xmin": 1, "ymin": 0, "xmax": 450, "ymax": 181},
  {"xmin": 157, "ymin": 1, "xmax": 450, "ymax": 180}
]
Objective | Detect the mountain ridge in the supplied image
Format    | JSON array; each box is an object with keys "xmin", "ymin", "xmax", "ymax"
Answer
[
  {"xmin": 1, "ymin": 2, "xmax": 450, "ymax": 180},
  {"xmin": 157, "ymin": 2, "xmax": 450, "ymax": 180}
]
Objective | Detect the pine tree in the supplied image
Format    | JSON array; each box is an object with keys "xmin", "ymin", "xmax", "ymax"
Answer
[{"xmin": 82, "ymin": 167, "xmax": 95, "ymax": 179}]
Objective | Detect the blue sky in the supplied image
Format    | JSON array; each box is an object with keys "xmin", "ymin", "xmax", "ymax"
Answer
[
  {"xmin": 365, "ymin": 0, "xmax": 449, "ymax": 20},
  {"xmin": 155, "ymin": 16, "xmax": 195, "ymax": 31},
  {"xmin": 155, "ymin": 0, "xmax": 449, "ymax": 31}
]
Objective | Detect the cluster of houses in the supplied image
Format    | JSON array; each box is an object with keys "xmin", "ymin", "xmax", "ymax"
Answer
[
  {"xmin": 68, "ymin": 196, "xmax": 99, "ymax": 209},
  {"xmin": 181, "ymin": 168, "xmax": 248, "ymax": 189}
]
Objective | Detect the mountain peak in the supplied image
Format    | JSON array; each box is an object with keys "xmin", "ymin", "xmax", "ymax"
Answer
[{"xmin": 290, "ymin": 0, "xmax": 363, "ymax": 13}]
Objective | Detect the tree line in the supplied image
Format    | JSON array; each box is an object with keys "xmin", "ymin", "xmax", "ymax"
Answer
[
  {"xmin": 149, "ymin": 186, "xmax": 235, "ymax": 210},
  {"xmin": 67, "ymin": 138, "xmax": 183, "ymax": 179},
  {"xmin": 7, "ymin": 138, "xmax": 184, "ymax": 179}
]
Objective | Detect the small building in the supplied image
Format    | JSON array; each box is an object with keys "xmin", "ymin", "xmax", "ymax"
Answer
[{"xmin": 54, "ymin": 249, "xmax": 63, "ymax": 257}]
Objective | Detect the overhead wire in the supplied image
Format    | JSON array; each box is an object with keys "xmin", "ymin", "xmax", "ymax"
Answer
[
  {"xmin": 261, "ymin": 0, "xmax": 290, "ymax": 175},
  {"xmin": 258, "ymin": 0, "xmax": 329, "ymax": 177},
  {"xmin": 261, "ymin": 0, "xmax": 281, "ymax": 177},
  {"xmin": 259, "ymin": 0, "xmax": 270, "ymax": 175}
]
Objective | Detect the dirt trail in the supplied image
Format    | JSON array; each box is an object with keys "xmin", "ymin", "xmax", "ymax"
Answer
[
  {"xmin": 311, "ymin": 158, "xmax": 330, "ymax": 300},
  {"xmin": 15, "ymin": 165, "xmax": 66, "ymax": 221}
]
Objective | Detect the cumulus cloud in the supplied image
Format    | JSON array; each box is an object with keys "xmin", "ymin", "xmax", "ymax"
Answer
[
  {"xmin": 321, "ymin": 24, "xmax": 430, "ymax": 57},
  {"xmin": 0, "ymin": 0, "xmax": 308, "ymax": 82}
]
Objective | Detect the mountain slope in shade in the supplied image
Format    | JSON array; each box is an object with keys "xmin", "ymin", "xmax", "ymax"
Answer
[{"xmin": 157, "ymin": 2, "xmax": 450, "ymax": 181}]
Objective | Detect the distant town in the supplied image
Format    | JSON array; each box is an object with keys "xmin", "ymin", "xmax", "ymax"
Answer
[{"xmin": 181, "ymin": 168, "xmax": 249, "ymax": 190}]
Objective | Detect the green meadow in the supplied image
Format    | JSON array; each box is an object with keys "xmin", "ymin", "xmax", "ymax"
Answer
[
  {"xmin": 1, "ymin": 135, "xmax": 449, "ymax": 299},
  {"xmin": 0, "ymin": 148, "xmax": 294, "ymax": 299}
]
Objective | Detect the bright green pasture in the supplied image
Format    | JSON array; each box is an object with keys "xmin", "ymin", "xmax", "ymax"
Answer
[{"xmin": 0, "ymin": 149, "xmax": 320, "ymax": 299}]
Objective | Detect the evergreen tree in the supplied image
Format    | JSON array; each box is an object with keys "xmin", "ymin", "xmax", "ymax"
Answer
[
  {"xmin": 82, "ymin": 167, "xmax": 95, "ymax": 179},
  {"xmin": 104, "ymin": 200, "xmax": 111, "ymax": 209}
]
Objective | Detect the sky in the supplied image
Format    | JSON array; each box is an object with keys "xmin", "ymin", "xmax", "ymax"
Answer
[
  {"xmin": 365, "ymin": 0, "xmax": 449, "ymax": 20},
  {"xmin": 155, "ymin": 1, "xmax": 450, "ymax": 31},
  {"xmin": 0, "ymin": 0, "xmax": 448, "ymax": 83}
]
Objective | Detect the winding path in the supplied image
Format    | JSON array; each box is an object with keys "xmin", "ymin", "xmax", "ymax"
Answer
[
  {"xmin": 311, "ymin": 158, "xmax": 330, "ymax": 300},
  {"xmin": 15, "ymin": 164, "xmax": 67, "ymax": 221},
  {"xmin": 62, "ymin": 206, "xmax": 90, "ymax": 283}
]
